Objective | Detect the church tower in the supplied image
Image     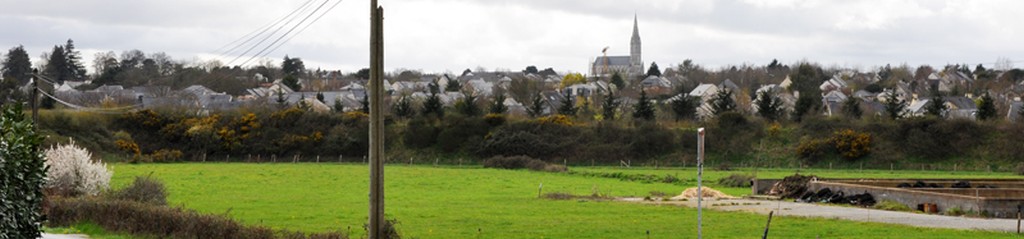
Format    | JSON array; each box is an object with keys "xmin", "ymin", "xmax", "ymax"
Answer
[{"xmin": 629, "ymin": 14, "xmax": 643, "ymax": 77}]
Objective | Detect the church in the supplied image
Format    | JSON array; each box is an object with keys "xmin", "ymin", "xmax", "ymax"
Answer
[{"xmin": 590, "ymin": 15, "xmax": 644, "ymax": 79}]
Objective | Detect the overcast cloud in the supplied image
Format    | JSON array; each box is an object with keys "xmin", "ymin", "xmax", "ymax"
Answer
[{"xmin": 1, "ymin": 0, "xmax": 1021, "ymax": 74}]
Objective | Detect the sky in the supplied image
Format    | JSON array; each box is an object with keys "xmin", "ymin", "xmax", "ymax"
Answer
[{"xmin": 1, "ymin": 0, "xmax": 1021, "ymax": 75}]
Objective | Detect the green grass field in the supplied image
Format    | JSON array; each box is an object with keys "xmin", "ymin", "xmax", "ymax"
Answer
[{"xmin": 105, "ymin": 163, "xmax": 1019, "ymax": 238}]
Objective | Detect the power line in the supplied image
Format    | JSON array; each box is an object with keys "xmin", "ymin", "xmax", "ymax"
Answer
[
  {"xmin": 226, "ymin": 0, "xmax": 322, "ymax": 66},
  {"xmin": 260, "ymin": 0, "xmax": 345, "ymax": 60},
  {"xmin": 237, "ymin": 0, "xmax": 332, "ymax": 67},
  {"xmin": 215, "ymin": 0, "xmax": 317, "ymax": 57}
]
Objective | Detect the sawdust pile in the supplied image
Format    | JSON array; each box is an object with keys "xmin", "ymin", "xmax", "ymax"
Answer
[{"xmin": 671, "ymin": 186, "xmax": 735, "ymax": 200}]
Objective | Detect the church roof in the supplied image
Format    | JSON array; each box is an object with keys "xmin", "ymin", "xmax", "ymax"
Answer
[
  {"xmin": 593, "ymin": 56, "xmax": 632, "ymax": 67},
  {"xmin": 593, "ymin": 55, "xmax": 630, "ymax": 66}
]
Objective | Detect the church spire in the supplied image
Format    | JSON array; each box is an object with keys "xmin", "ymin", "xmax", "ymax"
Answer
[
  {"xmin": 630, "ymin": 14, "xmax": 643, "ymax": 77},
  {"xmin": 631, "ymin": 14, "xmax": 641, "ymax": 43}
]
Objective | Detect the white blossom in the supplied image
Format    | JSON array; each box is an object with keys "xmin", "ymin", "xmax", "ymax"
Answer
[{"xmin": 44, "ymin": 140, "xmax": 112, "ymax": 196}]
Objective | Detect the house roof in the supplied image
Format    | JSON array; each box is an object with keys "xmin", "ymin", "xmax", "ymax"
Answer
[
  {"xmin": 1009, "ymin": 101, "xmax": 1023, "ymax": 121},
  {"xmin": 719, "ymin": 79, "xmax": 739, "ymax": 91},
  {"xmin": 944, "ymin": 96, "xmax": 976, "ymax": 110},
  {"xmin": 641, "ymin": 76, "xmax": 672, "ymax": 88},
  {"xmin": 908, "ymin": 99, "xmax": 930, "ymax": 113},
  {"xmin": 822, "ymin": 91, "xmax": 848, "ymax": 103},
  {"xmin": 689, "ymin": 84, "xmax": 718, "ymax": 97}
]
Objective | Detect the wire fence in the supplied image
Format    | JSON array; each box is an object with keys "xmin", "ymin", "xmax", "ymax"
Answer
[{"xmin": 119, "ymin": 153, "xmax": 1021, "ymax": 174}]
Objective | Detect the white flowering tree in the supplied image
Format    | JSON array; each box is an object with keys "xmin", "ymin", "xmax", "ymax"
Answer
[{"xmin": 44, "ymin": 140, "xmax": 112, "ymax": 196}]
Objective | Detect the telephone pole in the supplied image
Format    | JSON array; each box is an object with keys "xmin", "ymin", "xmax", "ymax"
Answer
[{"xmin": 367, "ymin": 0, "xmax": 386, "ymax": 238}]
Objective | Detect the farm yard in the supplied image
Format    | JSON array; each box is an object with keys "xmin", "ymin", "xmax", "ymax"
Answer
[{"xmin": 73, "ymin": 163, "xmax": 1021, "ymax": 238}]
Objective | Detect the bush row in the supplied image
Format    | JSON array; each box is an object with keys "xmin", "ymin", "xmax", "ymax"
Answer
[
  {"xmin": 482, "ymin": 155, "xmax": 567, "ymax": 172},
  {"xmin": 45, "ymin": 176, "xmax": 348, "ymax": 239},
  {"xmin": 33, "ymin": 106, "xmax": 1024, "ymax": 167}
]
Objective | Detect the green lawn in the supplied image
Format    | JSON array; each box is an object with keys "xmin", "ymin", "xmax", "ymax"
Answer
[{"xmin": 105, "ymin": 163, "xmax": 1019, "ymax": 238}]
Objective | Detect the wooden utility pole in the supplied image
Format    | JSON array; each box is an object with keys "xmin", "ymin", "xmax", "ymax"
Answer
[
  {"xmin": 367, "ymin": 0, "xmax": 385, "ymax": 238},
  {"xmin": 30, "ymin": 69, "xmax": 39, "ymax": 125}
]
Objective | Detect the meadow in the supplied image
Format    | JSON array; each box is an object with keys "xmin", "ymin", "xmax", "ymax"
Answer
[{"xmin": 93, "ymin": 163, "xmax": 1023, "ymax": 238}]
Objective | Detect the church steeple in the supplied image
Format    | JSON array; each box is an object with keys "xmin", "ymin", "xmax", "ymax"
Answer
[{"xmin": 630, "ymin": 14, "xmax": 643, "ymax": 77}]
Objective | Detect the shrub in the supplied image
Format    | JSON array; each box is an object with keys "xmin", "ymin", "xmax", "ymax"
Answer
[
  {"xmin": 483, "ymin": 155, "xmax": 532, "ymax": 169},
  {"xmin": 830, "ymin": 129, "xmax": 872, "ymax": 160},
  {"xmin": 110, "ymin": 176, "xmax": 167, "ymax": 205},
  {"xmin": 44, "ymin": 140, "xmax": 112, "ymax": 197},
  {"xmin": 482, "ymin": 155, "xmax": 566, "ymax": 172},
  {"xmin": 149, "ymin": 149, "xmax": 184, "ymax": 163},
  {"xmin": 45, "ymin": 197, "xmax": 347, "ymax": 239},
  {"xmin": 796, "ymin": 137, "xmax": 830, "ymax": 162},
  {"xmin": 946, "ymin": 206, "xmax": 966, "ymax": 216},
  {"xmin": 483, "ymin": 113, "xmax": 507, "ymax": 126},
  {"xmin": 536, "ymin": 114, "xmax": 573, "ymax": 126},
  {"xmin": 0, "ymin": 104, "xmax": 47, "ymax": 238},
  {"xmin": 717, "ymin": 174, "xmax": 754, "ymax": 187},
  {"xmin": 873, "ymin": 200, "xmax": 913, "ymax": 212},
  {"xmin": 401, "ymin": 118, "xmax": 439, "ymax": 149},
  {"xmin": 630, "ymin": 123, "xmax": 676, "ymax": 159},
  {"xmin": 364, "ymin": 218, "xmax": 401, "ymax": 239}
]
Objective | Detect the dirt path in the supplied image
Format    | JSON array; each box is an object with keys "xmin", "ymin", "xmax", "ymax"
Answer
[
  {"xmin": 40, "ymin": 233, "xmax": 89, "ymax": 239},
  {"xmin": 621, "ymin": 198, "xmax": 1022, "ymax": 232}
]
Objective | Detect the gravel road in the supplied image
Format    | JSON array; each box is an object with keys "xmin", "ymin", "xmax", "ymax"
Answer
[{"xmin": 623, "ymin": 197, "xmax": 1021, "ymax": 232}]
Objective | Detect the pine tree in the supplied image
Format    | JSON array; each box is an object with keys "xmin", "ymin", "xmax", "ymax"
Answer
[
  {"xmin": 883, "ymin": 89, "xmax": 907, "ymax": 120},
  {"xmin": 632, "ymin": 90, "xmax": 655, "ymax": 121},
  {"xmin": 710, "ymin": 89, "xmax": 736, "ymax": 115},
  {"xmin": 669, "ymin": 94, "xmax": 697, "ymax": 122},
  {"xmin": 489, "ymin": 94, "xmax": 508, "ymax": 114},
  {"xmin": 842, "ymin": 97, "xmax": 862, "ymax": 119},
  {"xmin": 63, "ymin": 39, "xmax": 86, "ymax": 80},
  {"xmin": 754, "ymin": 91, "xmax": 784, "ymax": 121},
  {"xmin": 283, "ymin": 75, "xmax": 301, "ymax": 91},
  {"xmin": 445, "ymin": 80, "xmax": 462, "ymax": 92},
  {"xmin": 422, "ymin": 92, "xmax": 444, "ymax": 118},
  {"xmin": 610, "ymin": 72, "xmax": 625, "ymax": 90},
  {"xmin": 601, "ymin": 91, "xmax": 620, "ymax": 121},
  {"xmin": 977, "ymin": 93, "xmax": 997, "ymax": 121},
  {"xmin": 3, "ymin": 46, "xmax": 33, "ymax": 83},
  {"xmin": 791, "ymin": 94, "xmax": 817, "ymax": 122},
  {"xmin": 557, "ymin": 90, "xmax": 577, "ymax": 116},
  {"xmin": 333, "ymin": 99, "xmax": 345, "ymax": 112},
  {"xmin": 393, "ymin": 96, "xmax": 414, "ymax": 118},
  {"xmin": 276, "ymin": 89, "xmax": 287, "ymax": 106},
  {"xmin": 360, "ymin": 93, "xmax": 370, "ymax": 114},
  {"xmin": 646, "ymin": 62, "xmax": 661, "ymax": 77},
  {"xmin": 527, "ymin": 94, "xmax": 545, "ymax": 118},
  {"xmin": 456, "ymin": 92, "xmax": 481, "ymax": 116},
  {"xmin": 43, "ymin": 45, "xmax": 70, "ymax": 83},
  {"xmin": 924, "ymin": 95, "xmax": 947, "ymax": 118},
  {"xmin": 281, "ymin": 55, "xmax": 305, "ymax": 77}
]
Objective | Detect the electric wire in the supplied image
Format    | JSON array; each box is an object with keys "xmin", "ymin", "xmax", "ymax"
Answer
[
  {"xmin": 237, "ymin": 0, "xmax": 332, "ymax": 67},
  {"xmin": 214, "ymin": 0, "xmax": 317, "ymax": 57},
  {"xmin": 226, "ymin": 0, "xmax": 322, "ymax": 66}
]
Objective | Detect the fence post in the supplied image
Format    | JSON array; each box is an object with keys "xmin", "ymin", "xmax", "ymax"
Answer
[{"xmin": 696, "ymin": 128, "xmax": 705, "ymax": 239}]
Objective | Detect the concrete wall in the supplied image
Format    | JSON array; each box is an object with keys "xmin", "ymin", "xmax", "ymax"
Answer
[
  {"xmin": 809, "ymin": 181, "xmax": 1023, "ymax": 218},
  {"xmin": 752, "ymin": 179, "xmax": 781, "ymax": 195}
]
